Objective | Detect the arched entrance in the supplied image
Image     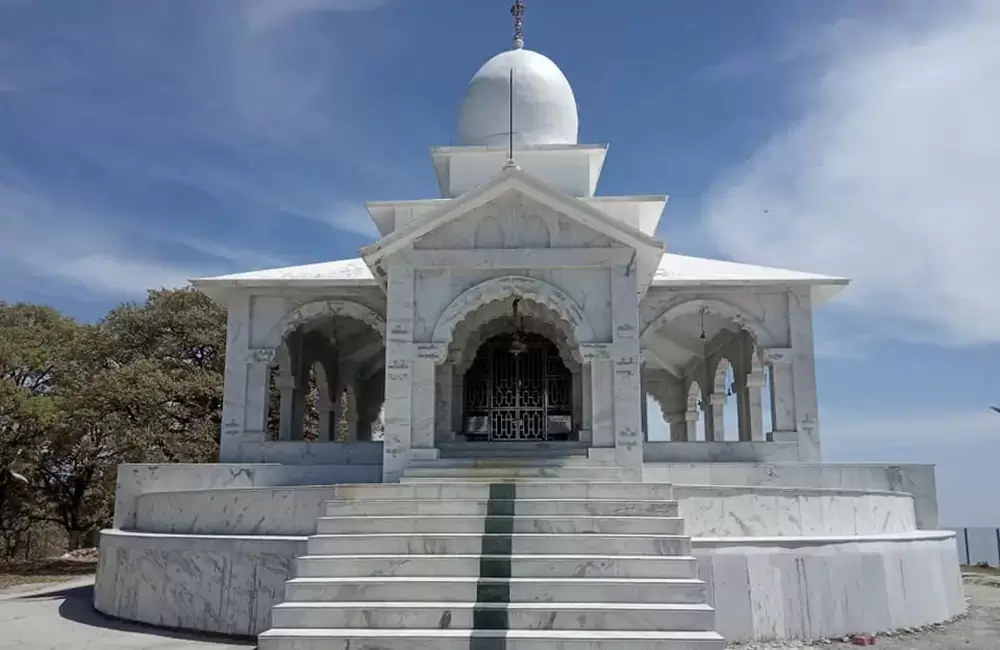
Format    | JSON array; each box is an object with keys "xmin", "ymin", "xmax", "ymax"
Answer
[{"xmin": 462, "ymin": 332, "xmax": 574, "ymax": 441}]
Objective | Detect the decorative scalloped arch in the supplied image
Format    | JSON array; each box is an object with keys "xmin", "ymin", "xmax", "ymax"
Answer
[
  {"xmin": 432, "ymin": 276, "xmax": 594, "ymax": 349},
  {"xmin": 266, "ymin": 299, "xmax": 386, "ymax": 349},
  {"xmin": 453, "ymin": 316, "xmax": 581, "ymax": 375},
  {"xmin": 712, "ymin": 356, "xmax": 733, "ymax": 395},
  {"xmin": 640, "ymin": 296, "xmax": 771, "ymax": 349}
]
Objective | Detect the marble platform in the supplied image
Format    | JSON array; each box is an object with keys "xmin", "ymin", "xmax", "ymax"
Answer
[{"xmin": 94, "ymin": 459, "xmax": 965, "ymax": 644}]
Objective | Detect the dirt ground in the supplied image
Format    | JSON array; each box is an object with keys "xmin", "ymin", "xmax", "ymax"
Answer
[
  {"xmin": 0, "ymin": 557, "xmax": 98, "ymax": 590},
  {"xmin": 732, "ymin": 571, "xmax": 1000, "ymax": 649}
]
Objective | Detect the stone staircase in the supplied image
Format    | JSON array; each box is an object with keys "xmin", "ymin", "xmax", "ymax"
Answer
[{"xmin": 257, "ymin": 476, "xmax": 725, "ymax": 650}]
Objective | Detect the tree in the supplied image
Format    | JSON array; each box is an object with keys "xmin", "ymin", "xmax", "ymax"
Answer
[
  {"xmin": 0, "ymin": 290, "xmax": 229, "ymax": 551},
  {"xmin": 0, "ymin": 303, "xmax": 80, "ymax": 557}
]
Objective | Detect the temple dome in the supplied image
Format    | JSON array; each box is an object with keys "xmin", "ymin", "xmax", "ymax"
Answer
[{"xmin": 457, "ymin": 48, "xmax": 579, "ymax": 148}]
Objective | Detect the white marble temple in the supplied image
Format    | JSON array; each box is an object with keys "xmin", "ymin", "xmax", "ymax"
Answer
[{"xmin": 95, "ymin": 16, "xmax": 964, "ymax": 649}]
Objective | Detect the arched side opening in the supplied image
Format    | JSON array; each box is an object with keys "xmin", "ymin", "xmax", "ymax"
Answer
[
  {"xmin": 642, "ymin": 299, "xmax": 771, "ymax": 445},
  {"xmin": 266, "ymin": 301, "xmax": 385, "ymax": 443}
]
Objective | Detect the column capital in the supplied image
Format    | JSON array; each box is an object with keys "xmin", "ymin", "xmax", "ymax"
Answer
[
  {"xmin": 247, "ymin": 347, "xmax": 276, "ymax": 364},
  {"xmin": 413, "ymin": 342, "xmax": 449, "ymax": 364},
  {"xmin": 763, "ymin": 346, "xmax": 793, "ymax": 365}
]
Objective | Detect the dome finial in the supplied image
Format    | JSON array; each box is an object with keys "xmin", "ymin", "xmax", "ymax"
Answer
[{"xmin": 511, "ymin": 0, "xmax": 525, "ymax": 49}]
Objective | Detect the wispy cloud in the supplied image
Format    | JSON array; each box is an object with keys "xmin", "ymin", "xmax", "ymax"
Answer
[
  {"xmin": 704, "ymin": 1, "xmax": 1000, "ymax": 346},
  {"xmin": 0, "ymin": 1, "xmax": 399, "ymax": 302},
  {"xmin": 311, "ymin": 201, "xmax": 380, "ymax": 239},
  {"xmin": 243, "ymin": 0, "xmax": 390, "ymax": 34},
  {"xmin": 823, "ymin": 408, "xmax": 1000, "ymax": 453}
]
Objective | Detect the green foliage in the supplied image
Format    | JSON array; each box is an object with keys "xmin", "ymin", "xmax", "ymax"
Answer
[{"xmin": 0, "ymin": 289, "xmax": 227, "ymax": 554}]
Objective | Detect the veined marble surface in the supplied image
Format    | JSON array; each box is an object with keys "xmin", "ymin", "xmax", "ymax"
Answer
[
  {"xmin": 694, "ymin": 531, "xmax": 965, "ymax": 641},
  {"xmin": 645, "ymin": 462, "xmax": 938, "ymax": 529},
  {"xmin": 94, "ymin": 529, "xmax": 307, "ymax": 636},
  {"xmin": 644, "ymin": 442, "xmax": 800, "ymax": 463},
  {"xmin": 137, "ymin": 486, "xmax": 341, "ymax": 535},
  {"xmin": 114, "ymin": 460, "xmax": 380, "ymax": 529},
  {"xmin": 675, "ymin": 485, "xmax": 916, "ymax": 536}
]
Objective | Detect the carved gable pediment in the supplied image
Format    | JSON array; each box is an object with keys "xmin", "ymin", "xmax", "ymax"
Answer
[
  {"xmin": 360, "ymin": 167, "xmax": 663, "ymax": 293},
  {"xmin": 412, "ymin": 193, "xmax": 616, "ymax": 251}
]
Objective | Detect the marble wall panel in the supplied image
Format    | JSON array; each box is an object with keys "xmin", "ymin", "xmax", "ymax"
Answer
[
  {"xmin": 675, "ymin": 485, "xmax": 916, "ymax": 537},
  {"xmin": 114, "ymin": 459, "xmax": 381, "ymax": 530},
  {"xmin": 694, "ymin": 532, "xmax": 965, "ymax": 641},
  {"xmin": 95, "ymin": 530, "xmax": 305, "ymax": 637},
  {"xmin": 239, "ymin": 441, "xmax": 383, "ymax": 465},
  {"xmin": 643, "ymin": 442, "xmax": 800, "ymax": 463},
  {"xmin": 136, "ymin": 487, "xmax": 345, "ymax": 535},
  {"xmin": 645, "ymin": 462, "xmax": 939, "ymax": 529}
]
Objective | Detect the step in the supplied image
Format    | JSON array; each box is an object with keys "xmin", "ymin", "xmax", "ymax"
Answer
[
  {"xmin": 315, "ymin": 515, "xmax": 685, "ymax": 535},
  {"xmin": 295, "ymin": 554, "xmax": 700, "ymax": 579},
  {"xmin": 402, "ymin": 467, "xmax": 623, "ymax": 481},
  {"xmin": 282, "ymin": 576, "xmax": 708, "ymax": 604},
  {"xmin": 327, "ymin": 482, "xmax": 675, "ymax": 501},
  {"xmin": 438, "ymin": 442, "xmax": 590, "ymax": 456},
  {"xmin": 323, "ymin": 498, "xmax": 679, "ymax": 517},
  {"xmin": 257, "ymin": 628, "xmax": 727, "ymax": 650},
  {"xmin": 407, "ymin": 457, "xmax": 603, "ymax": 468},
  {"xmin": 270, "ymin": 601, "xmax": 716, "ymax": 631},
  {"xmin": 306, "ymin": 533, "xmax": 691, "ymax": 556}
]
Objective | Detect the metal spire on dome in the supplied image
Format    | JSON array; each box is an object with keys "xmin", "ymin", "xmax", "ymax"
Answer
[{"xmin": 511, "ymin": 0, "xmax": 525, "ymax": 49}]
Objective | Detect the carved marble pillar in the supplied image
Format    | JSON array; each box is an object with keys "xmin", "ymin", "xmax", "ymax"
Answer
[
  {"xmin": 316, "ymin": 358, "xmax": 339, "ymax": 442},
  {"xmin": 768, "ymin": 354, "xmax": 796, "ymax": 438},
  {"xmin": 276, "ymin": 370, "xmax": 296, "ymax": 442},
  {"xmin": 747, "ymin": 370, "xmax": 765, "ymax": 441},
  {"xmin": 571, "ymin": 369, "xmax": 583, "ymax": 438},
  {"xmin": 452, "ymin": 372, "xmax": 464, "ymax": 435},
  {"xmin": 611, "ymin": 265, "xmax": 643, "ymax": 480},
  {"xmin": 707, "ymin": 393, "xmax": 725, "ymax": 441},
  {"xmin": 354, "ymin": 374, "xmax": 384, "ymax": 442},
  {"xmin": 411, "ymin": 344, "xmax": 444, "ymax": 460},
  {"xmin": 580, "ymin": 364, "xmax": 593, "ymax": 442},
  {"xmin": 435, "ymin": 363, "xmax": 454, "ymax": 443},
  {"xmin": 244, "ymin": 352, "xmax": 271, "ymax": 443},
  {"xmin": 220, "ymin": 294, "xmax": 251, "ymax": 462},
  {"xmin": 589, "ymin": 355, "xmax": 615, "ymax": 448},
  {"xmin": 684, "ymin": 409, "xmax": 700, "ymax": 441},
  {"xmin": 640, "ymin": 380, "xmax": 649, "ymax": 442},
  {"xmin": 381, "ymin": 264, "xmax": 414, "ymax": 482},
  {"xmin": 789, "ymin": 288, "xmax": 821, "ymax": 461},
  {"xmin": 668, "ymin": 414, "xmax": 688, "ymax": 442}
]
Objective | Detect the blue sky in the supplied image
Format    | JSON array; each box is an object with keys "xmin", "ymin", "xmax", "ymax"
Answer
[{"xmin": 1, "ymin": 0, "xmax": 998, "ymax": 525}]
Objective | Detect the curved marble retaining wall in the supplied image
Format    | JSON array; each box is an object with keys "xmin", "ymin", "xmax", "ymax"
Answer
[
  {"xmin": 134, "ymin": 484, "xmax": 917, "ymax": 538},
  {"xmin": 693, "ymin": 531, "xmax": 966, "ymax": 642},
  {"xmin": 676, "ymin": 485, "xmax": 916, "ymax": 537},
  {"xmin": 95, "ymin": 529, "xmax": 306, "ymax": 637},
  {"xmin": 95, "ymin": 529, "xmax": 966, "ymax": 640}
]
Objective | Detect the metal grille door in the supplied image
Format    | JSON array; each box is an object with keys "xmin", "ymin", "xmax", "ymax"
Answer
[{"xmin": 463, "ymin": 333, "xmax": 572, "ymax": 441}]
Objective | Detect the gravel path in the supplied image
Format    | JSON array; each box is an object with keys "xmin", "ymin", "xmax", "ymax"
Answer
[{"xmin": 732, "ymin": 575, "xmax": 1000, "ymax": 650}]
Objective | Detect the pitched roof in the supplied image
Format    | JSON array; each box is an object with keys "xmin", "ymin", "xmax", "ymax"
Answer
[{"xmin": 191, "ymin": 253, "xmax": 849, "ymax": 305}]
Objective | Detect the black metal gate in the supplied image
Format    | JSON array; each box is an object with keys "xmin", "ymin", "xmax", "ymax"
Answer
[{"xmin": 462, "ymin": 333, "xmax": 573, "ymax": 441}]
